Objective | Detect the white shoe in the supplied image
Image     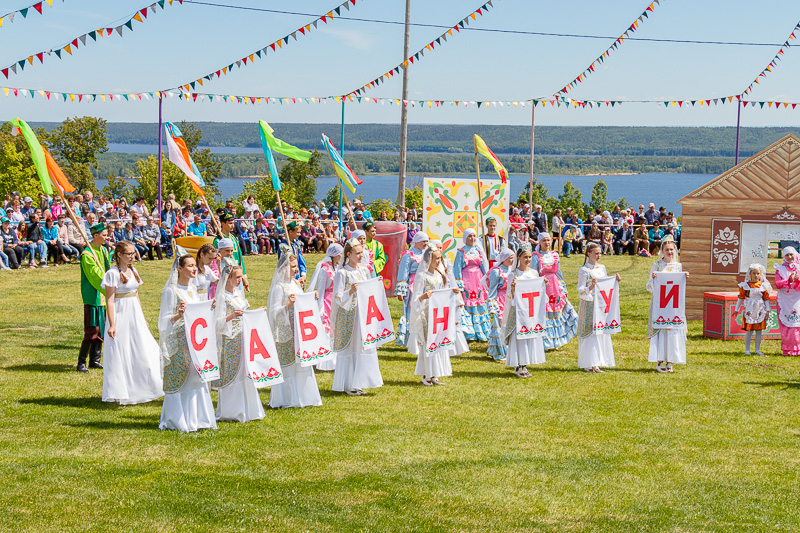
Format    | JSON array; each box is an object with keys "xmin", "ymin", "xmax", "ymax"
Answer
[
  {"xmin": 421, "ymin": 377, "xmax": 433, "ymax": 386},
  {"xmin": 656, "ymin": 363, "xmax": 667, "ymax": 373},
  {"xmin": 593, "ymin": 367, "xmax": 604, "ymax": 373},
  {"xmin": 345, "ymin": 389, "xmax": 361, "ymax": 396},
  {"xmin": 431, "ymin": 377, "xmax": 445, "ymax": 386}
]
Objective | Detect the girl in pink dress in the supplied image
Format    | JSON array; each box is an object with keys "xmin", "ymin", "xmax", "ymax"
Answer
[
  {"xmin": 532, "ymin": 232, "xmax": 579, "ymax": 350},
  {"xmin": 453, "ymin": 228, "xmax": 491, "ymax": 342},
  {"xmin": 309, "ymin": 242, "xmax": 344, "ymax": 370},
  {"xmin": 773, "ymin": 246, "xmax": 800, "ymax": 356}
]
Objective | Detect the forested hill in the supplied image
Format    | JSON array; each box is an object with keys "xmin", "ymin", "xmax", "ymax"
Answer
[{"xmin": 28, "ymin": 122, "xmax": 800, "ymax": 158}]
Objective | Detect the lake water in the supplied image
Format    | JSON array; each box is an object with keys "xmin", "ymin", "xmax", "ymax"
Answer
[{"xmin": 96, "ymin": 172, "xmax": 710, "ymax": 215}]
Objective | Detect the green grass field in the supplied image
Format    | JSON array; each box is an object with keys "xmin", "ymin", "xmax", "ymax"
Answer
[{"xmin": 1, "ymin": 253, "xmax": 799, "ymax": 532}]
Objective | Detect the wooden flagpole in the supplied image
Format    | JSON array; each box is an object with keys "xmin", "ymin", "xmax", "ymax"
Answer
[
  {"xmin": 200, "ymin": 194, "xmax": 222, "ymax": 236},
  {"xmin": 474, "ymin": 138, "xmax": 487, "ymax": 248},
  {"xmin": 274, "ymin": 190, "xmax": 294, "ymax": 256},
  {"xmin": 57, "ymin": 188, "xmax": 99, "ymax": 265}
]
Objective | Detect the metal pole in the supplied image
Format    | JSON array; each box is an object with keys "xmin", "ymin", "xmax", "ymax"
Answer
[
  {"xmin": 734, "ymin": 98, "xmax": 742, "ymax": 165},
  {"xmin": 397, "ymin": 0, "xmax": 411, "ymax": 208},
  {"xmin": 157, "ymin": 93, "xmax": 163, "ymax": 215},
  {"xmin": 339, "ymin": 100, "xmax": 345, "ymax": 240},
  {"xmin": 528, "ymin": 103, "xmax": 535, "ymax": 208}
]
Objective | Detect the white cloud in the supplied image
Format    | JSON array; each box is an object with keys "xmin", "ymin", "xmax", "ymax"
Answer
[{"xmin": 315, "ymin": 27, "xmax": 375, "ymax": 51}]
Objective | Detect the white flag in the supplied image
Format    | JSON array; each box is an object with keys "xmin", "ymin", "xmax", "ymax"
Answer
[
  {"xmin": 652, "ymin": 272, "xmax": 687, "ymax": 329},
  {"xmin": 183, "ymin": 300, "xmax": 220, "ymax": 382},
  {"xmin": 356, "ymin": 277, "xmax": 395, "ymax": 350},
  {"xmin": 592, "ymin": 276, "xmax": 621, "ymax": 336},
  {"xmin": 241, "ymin": 308, "xmax": 284, "ymax": 388},
  {"xmin": 425, "ymin": 289, "xmax": 458, "ymax": 355},
  {"xmin": 293, "ymin": 292, "xmax": 333, "ymax": 367},
  {"xmin": 513, "ymin": 277, "xmax": 547, "ymax": 339}
]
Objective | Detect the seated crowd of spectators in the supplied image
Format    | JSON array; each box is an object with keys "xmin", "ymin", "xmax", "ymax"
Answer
[
  {"xmin": 0, "ymin": 190, "xmax": 425, "ymax": 270},
  {"xmin": 505, "ymin": 201, "xmax": 681, "ymax": 258}
]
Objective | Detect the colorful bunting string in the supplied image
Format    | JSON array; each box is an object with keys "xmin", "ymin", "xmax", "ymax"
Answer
[
  {"xmin": 554, "ymin": 0, "xmax": 664, "ymax": 97},
  {"xmin": 170, "ymin": 0, "xmax": 365, "ymax": 93},
  {"xmin": 1, "ymin": 0, "xmax": 183, "ymax": 79},
  {"xmin": 347, "ymin": 0, "xmax": 498, "ymax": 98},
  {"xmin": 741, "ymin": 20, "xmax": 800, "ymax": 96},
  {"xmin": 0, "ymin": 0, "xmax": 62, "ymax": 30}
]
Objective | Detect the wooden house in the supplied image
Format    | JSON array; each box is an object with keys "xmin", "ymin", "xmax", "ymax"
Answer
[{"xmin": 678, "ymin": 133, "xmax": 800, "ymax": 319}]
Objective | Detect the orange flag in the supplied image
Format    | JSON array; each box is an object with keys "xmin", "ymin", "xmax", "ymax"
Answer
[{"xmin": 43, "ymin": 149, "xmax": 75, "ymax": 194}]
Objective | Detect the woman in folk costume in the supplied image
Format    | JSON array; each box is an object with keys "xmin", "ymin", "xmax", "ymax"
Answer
[
  {"xmin": 773, "ymin": 246, "xmax": 800, "ymax": 356},
  {"xmin": 210, "ymin": 259, "xmax": 265, "ymax": 422},
  {"xmin": 308, "ymin": 242, "xmax": 344, "ymax": 371},
  {"xmin": 395, "ymin": 231, "xmax": 430, "ymax": 347},
  {"xmin": 502, "ymin": 243, "xmax": 547, "ymax": 378},
  {"xmin": 735, "ymin": 263, "xmax": 772, "ymax": 356},
  {"xmin": 208, "ymin": 238, "xmax": 234, "ymax": 301},
  {"xmin": 453, "ymin": 228, "xmax": 491, "ymax": 341},
  {"xmin": 532, "ymin": 232, "xmax": 578, "ymax": 350},
  {"xmin": 577, "ymin": 242, "xmax": 622, "ymax": 373},
  {"xmin": 646, "ymin": 237, "xmax": 687, "ymax": 372},
  {"xmin": 268, "ymin": 248, "xmax": 323, "ymax": 408},
  {"xmin": 485, "ymin": 247, "xmax": 515, "ymax": 361},
  {"xmin": 349, "ymin": 229, "xmax": 373, "ymax": 276},
  {"xmin": 408, "ymin": 242, "xmax": 465, "ymax": 385},
  {"xmin": 101, "ymin": 241, "xmax": 163, "ymax": 405},
  {"xmin": 158, "ymin": 253, "xmax": 217, "ymax": 432},
  {"xmin": 330, "ymin": 239, "xmax": 384, "ymax": 396},
  {"xmin": 193, "ymin": 243, "xmax": 219, "ymax": 302}
]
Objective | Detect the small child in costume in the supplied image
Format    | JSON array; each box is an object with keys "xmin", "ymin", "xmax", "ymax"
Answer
[{"xmin": 735, "ymin": 263, "xmax": 772, "ymax": 356}]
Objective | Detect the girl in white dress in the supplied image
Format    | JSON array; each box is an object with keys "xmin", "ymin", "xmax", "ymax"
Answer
[
  {"xmin": 158, "ymin": 253, "xmax": 217, "ymax": 432},
  {"xmin": 268, "ymin": 250, "xmax": 323, "ymax": 408},
  {"xmin": 577, "ymin": 242, "xmax": 622, "ymax": 373},
  {"xmin": 646, "ymin": 238, "xmax": 688, "ymax": 372},
  {"xmin": 503, "ymin": 243, "xmax": 548, "ymax": 378},
  {"xmin": 210, "ymin": 260, "xmax": 265, "ymax": 422},
  {"xmin": 308, "ymin": 242, "xmax": 343, "ymax": 371},
  {"xmin": 194, "ymin": 243, "xmax": 219, "ymax": 302},
  {"xmin": 101, "ymin": 241, "xmax": 163, "ymax": 404},
  {"xmin": 330, "ymin": 239, "xmax": 384, "ymax": 396},
  {"xmin": 408, "ymin": 242, "xmax": 465, "ymax": 385}
]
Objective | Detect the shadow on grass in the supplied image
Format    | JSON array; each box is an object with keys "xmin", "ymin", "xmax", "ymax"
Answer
[
  {"xmin": 452, "ymin": 370, "xmax": 516, "ymax": 379},
  {"xmin": 744, "ymin": 380, "xmax": 800, "ymax": 390},
  {"xmin": 63, "ymin": 419, "xmax": 156, "ymax": 430},
  {"xmin": 4, "ymin": 363, "xmax": 74, "ymax": 373},
  {"xmin": 18, "ymin": 396, "xmax": 119, "ymax": 410},
  {"xmin": 27, "ymin": 343, "xmax": 77, "ymax": 351}
]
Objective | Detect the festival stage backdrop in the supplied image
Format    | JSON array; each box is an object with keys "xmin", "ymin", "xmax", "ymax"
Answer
[{"xmin": 423, "ymin": 177, "xmax": 509, "ymax": 264}]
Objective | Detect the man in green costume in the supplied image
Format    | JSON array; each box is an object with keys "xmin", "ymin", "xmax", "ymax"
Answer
[
  {"xmin": 213, "ymin": 212, "xmax": 249, "ymax": 291},
  {"xmin": 363, "ymin": 221, "xmax": 387, "ymax": 277},
  {"xmin": 77, "ymin": 223, "xmax": 111, "ymax": 373}
]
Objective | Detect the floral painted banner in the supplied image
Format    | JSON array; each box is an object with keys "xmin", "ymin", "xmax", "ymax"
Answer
[
  {"xmin": 348, "ymin": 1, "xmax": 499, "ymax": 98},
  {"xmin": 1, "ymin": 0, "xmax": 62, "ymax": 30},
  {"xmin": 741, "ymin": 20, "xmax": 800, "ymax": 97},
  {"xmin": 1, "ymin": 0, "xmax": 183, "ymax": 79},
  {"xmin": 555, "ymin": 0, "xmax": 665, "ymax": 97},
  {"xmin": 172, "ymin": 0, "xmax": 365, "ymax": 93},
  {"xmin": 710, "ymin": 219, "xmax": 741, "ymax": 275}
]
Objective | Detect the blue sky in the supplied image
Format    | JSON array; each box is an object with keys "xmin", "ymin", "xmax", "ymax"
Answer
[{"xmin": 3, "ymin": 0, "xmax": 800, "ymax": 126}]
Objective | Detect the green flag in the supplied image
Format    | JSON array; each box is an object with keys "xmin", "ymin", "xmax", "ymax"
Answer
[
  {"xmin": 9, "ymin": 118, "xmax": 53, "ymax": 195},
  {"xmin": 258, "ymin": 120, "xmax": 312, "ymax": 191}
]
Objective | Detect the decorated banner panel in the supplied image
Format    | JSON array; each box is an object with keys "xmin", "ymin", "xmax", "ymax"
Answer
[
  {"xmin": 710, "ymin": 219, "xmax": 742, "ymax": 275},
  {"xmin": 592, "ymin": 276, "xmax": 621, "ymax": 336},
  {"xmin": 356, "ymin": 277, "xmax": 395, "ymax": 350},
  {"xmin": 183, "ymin": 300, "xmax": 220, "ymax": 382},
  {"xmin": 293, "ymin": 292, "xmax": 333, "ymax": 367},
  {"xmin": 423, "ymin": 177, "xmax": 508, "ymax": 264},
  {"xmin": 242, "ymin": 309, "xmax": 284, "ymax": 388},
  {"xmin": 513, "ymin": 278, "xmax": 547, "ymax": 339},
  {"xmin": 652, "ymin": 272, "xmax": 687, "ymax": 329},
  {"xmin": 425, "ymin": 289, "xmax": 457, "ymax": 355}
]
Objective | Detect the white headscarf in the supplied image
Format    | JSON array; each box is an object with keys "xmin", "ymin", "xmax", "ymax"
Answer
[
  {"xmin": 482, "ymin": 247, "xmax": 515, "ymax": 290},
  {"xmin": 535, "ymin": 232, "xmax": 551, "ymax": 253},
  {"xmin": 411, "ymin": 231, "xmax": 429, "ymax": 244},
  {"xmin": 783, "ymin": 246, "xmax": 798, "ymax": 262},
  {"xmin": 744, "ymin": 263, "xmax": 770, "ymax": 288},
  {"xmin": 460, "ymin": 227, "xmax": 489, "ymax": 272},
  {"xmin": 158, "ymin": 245, "xmax": 189, "ymax": 368},
  {"xmin": 350, "ymin": 229, "xmax": 365, "ymax": 241},
  {"xmin": 268, "ymin": 244, "xmax": 299, "ymax": 344},
  {"xmin": 214, "ymin": 257, "xmax": 240, "ymax": 345},
  {"xmin": 658, "ymin": 235, "xmax": 679, "ymax": 264},
  {"xmin": 309, "ymin": 242, "xmax": 343, "ymax": 311}
]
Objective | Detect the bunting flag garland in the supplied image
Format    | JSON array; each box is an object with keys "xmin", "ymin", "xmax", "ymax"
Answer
[
  {"xmin": 741, "ymin": 20, "xmax": 800, "ymax": 96},
  {"xmin": 474, "ymin": 135, "xmax": 507, "ymax": 183},
  {"xmin": 1, "ymin": 0, "xmax": 63, "ymax": 30},
  {"xmin": 1, "ymin": 0, "xmax": 183, "ymax": 79},
  {"xmin": 171, "ymin": 0, "xmax": 366, "ymax": 93},
  {"xmin": 347, "ymin": 0, "xmax": 499, "ymax": 98},
  {"xmin": 258, "ymin": 120, "xmax": 312, "ymax": 191},
  {"xmin": 554, "ymin": 0, "xmax": 664, "ymax": 97},
  {"xmin": 165, "ymin": 121, "xmax": 206, "ymax": 196},
  {"xmin": 321, "ymin": 133, "xmax": 362, "ymax": 193},
  {"xmin": 9, "ymin": 118, "xmax": 54, "ymax": 195}
]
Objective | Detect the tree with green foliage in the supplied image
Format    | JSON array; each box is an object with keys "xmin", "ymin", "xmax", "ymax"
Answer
[
  {"xmin": 323, "ymin": 185, "xmax": 340, "ymax": 209},
  {"xmin": 102, "ymin": 174, "xmax": 131, "ymax": 201},
  {"xmin": 0, "ymin": 140, "xmax": 40, "ymax": 198},
  {"xmin": 517, "ymin": 177, "xmax": 554, "ymax": 212},
  {"xmin": 404, "ymin": 186, "xmax": 423, "ymax": 208},
  {"xmin": 554, "ymin": 181, "xmax": 587, "ymax": 218},
  {"xmin": 39, "ymin": 116, "xmax": 108, "ymax": 192},
  {"xmin": 590, "ymin": 179, "xmax": 609, "ymax": 212},
  {"xmin": 132, "ymin": 155, "xmax": 189, "ymax": 208}
]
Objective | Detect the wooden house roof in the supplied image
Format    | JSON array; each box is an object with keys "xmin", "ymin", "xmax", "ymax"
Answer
[{"xmin": 679, "ymin": 133, "xmax": 800, "ymax": 202}]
